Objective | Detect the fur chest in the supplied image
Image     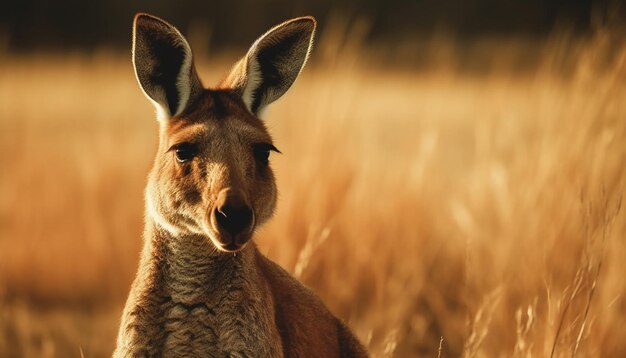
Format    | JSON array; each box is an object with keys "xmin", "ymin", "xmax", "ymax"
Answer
[
  {"xmin": 155, "ymin": 245, "xmax": 283, "ymax": 357},
  {"xmin": 158, "ymin": 284, "xmax": 282, "ymax": 357}
]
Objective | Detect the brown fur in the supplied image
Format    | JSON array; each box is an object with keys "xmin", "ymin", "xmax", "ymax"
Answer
[{"xmin": 114, "ymin": 14, "xmax": 368, "ymax": 357}]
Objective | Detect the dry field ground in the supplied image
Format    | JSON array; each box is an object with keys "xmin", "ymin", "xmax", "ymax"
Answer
[{"xmin": 0, "ymin": 29, "xmax": 625, "ymax": 357}]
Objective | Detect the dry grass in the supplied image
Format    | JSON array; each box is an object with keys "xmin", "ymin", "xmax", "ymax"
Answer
[{"xmin": 0, "ymin": 29, "xmax": 625, "ymax": 357}]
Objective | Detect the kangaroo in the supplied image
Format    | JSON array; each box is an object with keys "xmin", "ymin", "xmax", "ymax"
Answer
[{"xmin": 113, "ymin": 13, "xmax": 368, "ymax": 357}]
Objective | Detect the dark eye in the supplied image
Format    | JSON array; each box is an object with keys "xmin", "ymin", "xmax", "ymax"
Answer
[
  {"xmin": 173, "ymin": 143, "xmax": 198, "ymax": 163},
  {"xmin": 253, "ymin": 148, "xmax": 270, "ymax": 166},
  {"xmin": 253, "ymin": 143, "xmax": 279, "ymax": 166}
]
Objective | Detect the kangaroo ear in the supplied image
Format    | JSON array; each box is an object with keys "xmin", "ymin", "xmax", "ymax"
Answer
[
  {"xmin": 132, "ymin": 13, "xmax": 203, "ymax": 120},
  {"xmin": 222, "ymin": 16, "xmax": 316, "ymax": 115}
]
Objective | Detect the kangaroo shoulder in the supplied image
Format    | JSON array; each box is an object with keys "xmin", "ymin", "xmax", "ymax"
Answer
[{"xmin": 255, "ymin": 252, "xmax": 368, "ymax": 357}]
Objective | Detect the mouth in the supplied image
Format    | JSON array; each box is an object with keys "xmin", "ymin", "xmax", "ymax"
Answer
[
  {"xmin": 219, "ymin": 241, "xmax": 246, "ymax": 252},
  {"xmin": 205, "ymin": 228, "xmax": 252, "ymax": 253}
]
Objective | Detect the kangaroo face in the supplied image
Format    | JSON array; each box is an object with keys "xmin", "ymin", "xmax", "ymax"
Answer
[
  {"xmin": 133, "ymin": 14, "xmax": 315, "ymax": 252},
  {"xmin": 147, "ymin": 92, "xmax": 278, "ymax": 251}
]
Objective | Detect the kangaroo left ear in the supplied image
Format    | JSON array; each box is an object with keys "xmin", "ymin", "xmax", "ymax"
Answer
[
  {"xmin": 132, "ymin": 13, "xmax": 203, "ymax": 121},
  {"xmin": 222, "ymin": 17, "xmax": 316, "ymax": 115}
]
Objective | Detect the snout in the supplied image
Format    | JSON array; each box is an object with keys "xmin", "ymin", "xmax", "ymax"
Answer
[{"xmin": 210, "ymin": 188, "xmax": 254, "ymax": 251}]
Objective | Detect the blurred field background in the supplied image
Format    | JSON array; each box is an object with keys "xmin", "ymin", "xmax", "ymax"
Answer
[{"xmin": 1, "ymin": 1, "xmax": 626, "ymax": 357}]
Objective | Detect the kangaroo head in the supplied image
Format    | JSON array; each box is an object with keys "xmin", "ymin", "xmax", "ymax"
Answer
[{"xmin": 132, "ymin": 13, "xmax": 315, "ymax": 252}]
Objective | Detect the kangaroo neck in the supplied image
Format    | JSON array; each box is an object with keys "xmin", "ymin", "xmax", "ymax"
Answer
[
  {"xmin": 143, "ymin": 220, "xmax": 259, "ymax": 304},
  {"xmin": 126, "ymin": 220, "xmax": 280, "ymax": 357}
]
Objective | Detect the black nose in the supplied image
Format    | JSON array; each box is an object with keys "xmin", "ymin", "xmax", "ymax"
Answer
[{"xmin": 213, "ymin": 188, "xmax": 254, "ymax": 239}]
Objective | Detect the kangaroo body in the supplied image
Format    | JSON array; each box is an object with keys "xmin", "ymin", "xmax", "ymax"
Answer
[
  {"xmin": 115, "ymin": 225, "xmax": 358, "ymax": 357},
  {"xmin": 114, "ymin": 13, "xmax": 367, "ymax": 357}
]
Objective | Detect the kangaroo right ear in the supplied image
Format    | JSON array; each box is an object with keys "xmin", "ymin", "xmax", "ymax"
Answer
[{"xmin": 132, "ymin": 13, "xmax": 203, "ymax": 121}]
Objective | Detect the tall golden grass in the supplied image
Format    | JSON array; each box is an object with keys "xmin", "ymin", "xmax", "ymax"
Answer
[{"xmin": 0, "ymin": 28, "xmax": 625, "ymax": 357}]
